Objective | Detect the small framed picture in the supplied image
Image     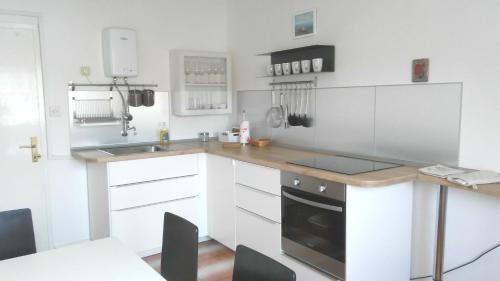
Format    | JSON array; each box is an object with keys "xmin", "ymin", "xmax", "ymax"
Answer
[{"xmin": 293, "ymin": 9, "xmax": 317, "ymax": 39}]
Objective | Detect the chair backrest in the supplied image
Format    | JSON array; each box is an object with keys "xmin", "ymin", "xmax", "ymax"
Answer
[
  {"xmin": 232, "ymin": 245, "xmax": 296, "ymax": 281},
  {"xmin": 0, "ymin": 208, "xmax": 36, "ymax": 261},
  {"xmin": 160, "ymin": 212, "xmax": 198, "ymax": 281}
]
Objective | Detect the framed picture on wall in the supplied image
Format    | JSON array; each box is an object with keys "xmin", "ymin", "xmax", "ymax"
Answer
[{"xmin": 293, "ymin": 8, "xmax": 317, "ymax": 39}]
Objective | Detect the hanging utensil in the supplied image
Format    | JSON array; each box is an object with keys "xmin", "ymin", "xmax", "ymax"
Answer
[
  {"xmin": 297, "ymin": 83, "xmax": 305, "ymax": 126},
  {"xmin": 287, "ymin": 84, "xmax": 296, "ymax": 126},
  {"xmin": 289, "ymin": 84, "xmax": 301, "ymax": 126},
  {"xmin": 265, "ymin": 86, "xmax": 284, "ymax": 128},
  {"xmin": 302, "ymin": 83, "xmax": 313, "ymax": 128},
  {"xmin": 283, "ymin": 84, "xmax": 290, "ymax": 129}
]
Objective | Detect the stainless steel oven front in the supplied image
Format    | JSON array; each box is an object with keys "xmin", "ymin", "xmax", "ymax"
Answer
[{"xmin": 281, "ymin": 172, "xmax": 346, "ymax": 280}]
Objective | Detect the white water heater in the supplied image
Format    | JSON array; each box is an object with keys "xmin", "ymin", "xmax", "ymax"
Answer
[{"xmin": 102, "ymin": 28, "xmax": 138, "ymax": 77}]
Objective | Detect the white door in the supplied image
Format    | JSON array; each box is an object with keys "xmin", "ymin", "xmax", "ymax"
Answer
[{"xmin": 0, "ymin": 15, "xmax": 50, "ymax": 251}]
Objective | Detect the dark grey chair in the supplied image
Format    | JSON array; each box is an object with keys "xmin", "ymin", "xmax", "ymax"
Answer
[
  {"xmin": 160, "ymin": 212, "xmax": 198, "ymax": 281},
  {"xmin": 232, "ymin": 245, "xmax": 296, "ymax": 281},
  {"xmin": 0, "ymin": 208, "xmax": 36, "ymax": 261}
]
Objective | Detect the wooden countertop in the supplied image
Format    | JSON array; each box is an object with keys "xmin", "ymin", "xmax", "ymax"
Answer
[
  {"xmin": 72, "ymin": 142, "xmax": 206, "ymax": 163},
  {"xmin": 72, "ymin": 141, "xmax": 500, "ymax": 198}
]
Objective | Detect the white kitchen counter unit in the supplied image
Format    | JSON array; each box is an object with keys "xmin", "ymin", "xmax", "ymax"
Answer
[{"xmin": 86, "ymin": 153, "xmax": 207, "ymax": 257}]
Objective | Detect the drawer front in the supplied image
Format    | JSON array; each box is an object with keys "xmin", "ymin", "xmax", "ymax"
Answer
[
  {"xmin": 235, "ymin": 207, "xmax": 281, "ymax": 261},
  {"xmin": 109, "ymin": 175, "xmax": 199, "ymax": 211},
  {"xmin": 111, "ymin": 197, "xmax": 199, "ymax": 255},
  {"xmin": 108, "ymin": 154, "xmax": 198, "ymax": 186},
  {"xmin": 235, "ymin": 161, "xmax": 280, "ymax": 195},
  {"xmin": 235, "ymin": 184, "xmax": 281, "ymax": 223}
]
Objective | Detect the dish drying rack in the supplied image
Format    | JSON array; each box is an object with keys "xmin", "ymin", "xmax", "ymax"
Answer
[{"xmin": 72, "ymin": 94, "xmax": 121, "ymax": 127}]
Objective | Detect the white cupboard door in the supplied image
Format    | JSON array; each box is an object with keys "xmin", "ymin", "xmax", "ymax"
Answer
[
  {"xmin": 206, "ymin": 154, "xmax": 235, "ymax": 250},
  {"xmin": 111, "ymin": 197, "xmax": 199, "ymax": 256},
  {"xmin": 235, "ymin": 207, "xmax": 281, "ymax": 261},
  {"xmin": 0, "ymin": 15, "xmax": 50, "ymax": 251}
]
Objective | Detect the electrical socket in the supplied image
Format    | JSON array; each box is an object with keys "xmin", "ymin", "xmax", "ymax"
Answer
[{"xmin": 80, "ymin": 66, "xmax": 91, "ymax": 77}]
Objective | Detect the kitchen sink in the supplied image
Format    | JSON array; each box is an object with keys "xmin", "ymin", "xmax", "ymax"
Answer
[{"xmin": 98, "ymin": 145, "xmax": 169, "ymax": 156}]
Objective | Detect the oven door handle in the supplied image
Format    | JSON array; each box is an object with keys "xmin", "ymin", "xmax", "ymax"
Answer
[{"xmin": 282, "ymin": 191, "xmax": 343, "ymax": 212}]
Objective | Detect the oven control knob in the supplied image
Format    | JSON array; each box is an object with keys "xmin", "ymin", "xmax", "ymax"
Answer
[
  {"xmin": 319, "ymin": 184, "xmax": 327, "ymax": 193},
  {"xmin": 293, "ymin": 178, "xmax": 301, "ymax": 186}
]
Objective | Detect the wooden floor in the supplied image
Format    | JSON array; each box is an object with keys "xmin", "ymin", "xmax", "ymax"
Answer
[{"xmin": 143, "ymin": 240, "xmax": 235, "ymax": 281}]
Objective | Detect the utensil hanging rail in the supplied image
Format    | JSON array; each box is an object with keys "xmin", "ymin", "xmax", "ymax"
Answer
[
  {"xmin": 68, "ymin": 81, "xmax": 158, "ymax": 91},
  {"xmin": 268, "ymin": 76, "xmax": 317, "ymax": 87}
]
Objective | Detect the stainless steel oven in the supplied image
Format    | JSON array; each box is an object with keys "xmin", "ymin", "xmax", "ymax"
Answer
[{"xmin": 281, "ymin": 172, "xmax": 346, "ymax": 280}]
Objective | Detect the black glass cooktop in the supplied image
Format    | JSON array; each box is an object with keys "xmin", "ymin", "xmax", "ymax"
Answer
[{"xmin": 288, "ymin": 155, "xmax": 402, "ymax": 175}]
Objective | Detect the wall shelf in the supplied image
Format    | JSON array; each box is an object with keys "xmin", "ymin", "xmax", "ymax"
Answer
[
  {"xmin": 258, "ymin": 45, "xmax": 335, "ymax": 72},
  {"xmin": 185, "ymin": 83, "xmax": 227, "ymax": 87}
]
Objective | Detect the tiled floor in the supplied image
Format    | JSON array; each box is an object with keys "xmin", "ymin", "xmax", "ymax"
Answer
[{"xmin": 143, "ymin": 240, "xmax": 235, "ymax": 281}]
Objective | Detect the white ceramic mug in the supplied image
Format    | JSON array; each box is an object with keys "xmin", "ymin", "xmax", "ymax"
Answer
[
  {"xmin": 274, "ymin": 64, "xmax": 283, "ymax": 76},
  {"xmin": 301, "ymin": 60, "xmax": 311, "ymax": 73},
  {"xmin": 312, "ymin": 58, "xmax": 324, "ymax": 73},
  {"xmin": 292, "ymin": 61, "xmax": 301, "ymax": 74},
  {"xmin": 266, "ymin": 65, "xmax": 274, "ymax": 76},
  {"xmin": 282, "ymin": 62, "xmax": 291, "ymax": 75}
]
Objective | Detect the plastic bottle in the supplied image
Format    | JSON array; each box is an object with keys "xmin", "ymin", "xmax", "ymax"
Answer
[
  {"xmin": 159, "ymin": 122, "xmax": 169, "ymax": 145},
  {"xmin": 239, "ymin": 110, "xmax": 250, "ymax": 145}
]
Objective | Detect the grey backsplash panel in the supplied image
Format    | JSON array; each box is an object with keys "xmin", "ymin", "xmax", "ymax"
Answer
[
  {"xmin": 374, "ymin": 83, "xmax": 462, "ymax": 165},
  {"xmin": 315, "ymin": 87, "xmax": 376, "ymax": 156},
  {"xmin": 237, "ymin": 90, "xmax": 272, "ymax": 139},
  {"xmin": 238, "ymin": 82, "xmax": 461, "ymax": 165}
]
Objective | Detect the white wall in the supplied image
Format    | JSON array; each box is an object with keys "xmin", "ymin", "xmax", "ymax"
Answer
[
  {"xmin": 0, "ymin": 0, "xmax": 229, "ymax": 247},
  {"xmin": 227, "ymin": 0, "xmax": 500, "ymax": 280}
]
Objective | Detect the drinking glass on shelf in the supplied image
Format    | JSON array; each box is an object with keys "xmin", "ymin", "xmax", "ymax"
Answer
[
  {"xmin": 185, "ymin": 61, "xmax": 194, "ymax": 84},
  {"xmin": 220, "ymin": 61, "xmax": 226, "ymax": 84},
  {"xmin": 209, "ymin": 63, "xmax": 216, "ymax": 84},
  {"xmin": 203, "ymin": 61, "xmax": 210, "ymax": 84},
  {"xmin": 194, "ymin": 62, "xmax": 201, "ymax": 84}
]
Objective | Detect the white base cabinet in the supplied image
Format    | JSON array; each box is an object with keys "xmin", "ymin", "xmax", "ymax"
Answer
[
  {"xmin": 85, "ymin": 152, "xmax": 413, "ymax": 280},
  {"xmin": 206, "ymin": 154, "xmax": 236, "ymax": 250},
  {"xmin": 207, "ymin": 158, "xmax": 413, "ymax": 281},
  {"xmin": 111, "ymin": 197, "xmax": 199, "ymax": 256},
  {"xmin": 86, "ymin": 154, "xmax": 207, "ymax": 257}
]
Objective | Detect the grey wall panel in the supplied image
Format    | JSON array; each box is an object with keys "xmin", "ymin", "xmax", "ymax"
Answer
[
  {"xmin": 237, "ymin": 91, "xmax": 271, "ymax": 139},
  {"xmin": 374, "ymin": 83, "xmax": 462, "ymax": 165},
  {"xmin": 237, "ymin": 83, "xmax": 461, "ymax": 165},
  {"xmin": 315, "ymin": 87, "xmax": 376, "ymax": 156}
]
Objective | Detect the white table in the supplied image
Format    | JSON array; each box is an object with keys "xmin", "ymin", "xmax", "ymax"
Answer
[{"xmin": 0, "ymin": 238, "xmax": 165, "ymax": 281}]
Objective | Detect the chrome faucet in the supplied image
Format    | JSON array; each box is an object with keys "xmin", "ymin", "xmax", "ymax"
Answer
[{"xmin": 113, "ymin": 77, "xmax": 136, "ymax": 137}]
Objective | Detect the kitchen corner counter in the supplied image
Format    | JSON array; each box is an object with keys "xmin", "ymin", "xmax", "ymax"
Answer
[
  {"xmin": 71, "ymin": 140, "xmax": 500, "ymax": 197},
  {"xmin": 72, "ymin": 141, "xmax": 418, "ymax": 187}
]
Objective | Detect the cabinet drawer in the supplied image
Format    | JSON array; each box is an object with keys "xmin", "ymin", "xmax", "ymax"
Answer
[
  {"xmin": 108, "ymin": 154, "xmax": 198, "ymax": 186},
  {"xmin": 111, "ymin": 197, "xmax": 199, "ymax": 255},
  {"xmin": 235, "ymin": 184, "xmax": 281, "ymax": 223},
  {"xmin": 109, "ymin": 175, "xmax": 199, "ymax": 211},
  {"xmin": 235, "ymin": 207, "xmax": 281, "ymax": 261},
  {"xmin": 235, "ymin": 161, "xmax": 280, "ymax": 195}
]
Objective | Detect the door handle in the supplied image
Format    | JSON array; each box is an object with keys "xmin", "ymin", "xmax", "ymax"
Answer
[
  {"xmin": 19, "ymin": 137, "xmax": 42, "ymax": 163},
  {"xmin": 282, "ymin": 191, "xmax": 343, "ymax": 212}
]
